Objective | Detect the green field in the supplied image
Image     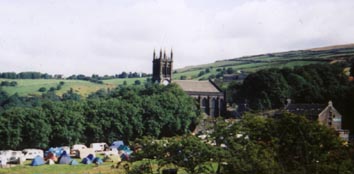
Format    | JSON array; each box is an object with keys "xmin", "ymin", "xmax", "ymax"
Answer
[
  {"xmin": 0, "ymin": 77, "xmax": 147, "ymax": 97},
  {"xmin": 0, "ymin": 160, "xmax": 199, "ymax": 174},
  {"xmin": 173, "ymin": 46, "xmax": 354, "ymax": 80}
]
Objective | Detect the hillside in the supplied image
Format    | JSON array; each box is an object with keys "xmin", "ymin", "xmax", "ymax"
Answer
[
  {"xmin": 1, "ymin": 43, "xmax": 354, "ymax": 97},
  {"xmin": 174, "ymin": 43, "xmax": 354, "ymax": 80},
  {"xmin": 0, "ymin": 77, "xmax": 146, "ymax": 97}
]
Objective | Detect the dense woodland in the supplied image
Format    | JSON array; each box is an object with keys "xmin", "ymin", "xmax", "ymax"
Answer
[
  {"xmin": 228, "ymin": 63, "xmax": 354, "ymax": 132},
  {"xmin": 0, "ymin": 84, "xmax": 198, "ymax": 149}
]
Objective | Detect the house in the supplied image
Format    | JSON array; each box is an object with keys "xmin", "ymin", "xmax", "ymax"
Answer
[{"xmin": 284, "ymin": 100, "xmax": 349, "ymax": 142}]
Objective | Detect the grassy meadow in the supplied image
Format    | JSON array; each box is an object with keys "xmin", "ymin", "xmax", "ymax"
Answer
[
  {"xmin": 0, "ymin": 160, "xmax": 198, "ymax": 174},
  {"xmin": 0, "ymin": 77, "xmax": 147, "ymax": 97}
]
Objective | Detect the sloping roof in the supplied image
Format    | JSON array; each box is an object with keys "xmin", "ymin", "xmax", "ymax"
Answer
[
  {"xmin": 285, "ymin": 103, "xmax": 326, "ymax": 120},
  {"xmin": 173, "ymin": 80, "xmax": 222, "ymax": 93}
]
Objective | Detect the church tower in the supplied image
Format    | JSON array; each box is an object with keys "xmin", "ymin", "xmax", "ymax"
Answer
[{"xmin": 152, "ymin": 49, "xmax": 173, "ymax": 85}]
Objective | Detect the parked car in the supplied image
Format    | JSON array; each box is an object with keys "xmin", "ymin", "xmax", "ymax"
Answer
[
  {"xmin": 22, "ymin": 149, "xmax": 44, "ymax": 160},
  {"xmin": 90, "ymin": 143, "xmax": 108, "ymax": 152}
]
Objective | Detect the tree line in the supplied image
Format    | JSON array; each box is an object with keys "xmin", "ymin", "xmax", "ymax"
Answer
[
  {"xmin": 0, "ymin": 72, "xmax": 56, "ymax": 79},
  {"xmin": 0, "ymin": 71, "xmax": 150, "ymax": 80},
  {"xmin": 0, "ymin": 83, "xmax": 198, "ymax": 150}
]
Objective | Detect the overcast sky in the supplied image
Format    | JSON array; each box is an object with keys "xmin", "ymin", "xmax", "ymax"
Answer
[{"xmin": 1, "ymin": 0, "xmax": 354, "ymax": 76}]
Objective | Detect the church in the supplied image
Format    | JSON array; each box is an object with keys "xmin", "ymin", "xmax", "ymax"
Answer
[{"xmin": 152, "ymin": 49, "xmax": 225, "ymax": 117}]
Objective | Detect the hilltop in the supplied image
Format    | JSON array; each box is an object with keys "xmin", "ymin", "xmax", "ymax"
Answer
[{"xmin": 174, "ymin": 43, "xmax": 354, "ymax": 80}]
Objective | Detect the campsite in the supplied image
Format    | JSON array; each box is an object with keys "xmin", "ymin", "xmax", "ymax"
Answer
[
  {"xmin": 0, "ymin": 142, "xmax": 139, "ymax": 174},
  {"xmin": 0, "ymin": 138, "xmax": 204, "ymax": 174}
]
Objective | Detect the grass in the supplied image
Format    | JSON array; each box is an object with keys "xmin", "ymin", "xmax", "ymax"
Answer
[
  {"xmin": 0, "ymin": 77, "xmax": 147, "ymax": 97},
  {"xmin": 0, "ymin": 159, "xmax": 209, "ymax": 174},
  {"xmin": 0, "ymin": 161, "xmax": 122, "ymax": 174},
  {"xmin": 102, "ymin": 77, "xmax": 147, "ymax": 86},
  {"xmin": 172, "ymin": 45, "xmax": 354, "ymax": 80}
]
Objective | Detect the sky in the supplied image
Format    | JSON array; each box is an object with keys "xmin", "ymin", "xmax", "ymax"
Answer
[{"xmin": 1, "ymin": 0, "xmax": 354, "ymax": 76}]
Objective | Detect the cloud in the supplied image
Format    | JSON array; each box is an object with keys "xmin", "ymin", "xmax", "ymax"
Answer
[{"xmin": 0, "ymin": 0, "xmax": 353, "ymax": 75}]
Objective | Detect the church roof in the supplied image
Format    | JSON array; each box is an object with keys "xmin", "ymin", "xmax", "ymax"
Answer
[{"xmin": 173, "ymin": 80, "xmax": 222, "ymax": 93}]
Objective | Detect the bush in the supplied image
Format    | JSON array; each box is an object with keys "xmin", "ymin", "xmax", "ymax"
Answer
[
  {"xmin": 49, "ymin": 87, "xmax": 56, "ymax": 91},
  {"xmin": 38, "ymin": 87, "xmax": 47, "ymax": 92},
  {"xmin": 180, "ymin": 75, "xmax": 187, "ymax": 80}
]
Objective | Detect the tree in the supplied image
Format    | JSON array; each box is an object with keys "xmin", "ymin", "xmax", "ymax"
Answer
[
  {"xmin": 164, "ymin": 136, "xmax": 215, "ymax": 174},
  {"xmin": 226, "ymin": 67, "xmax": 234, "ymax": 74},
  {"xmin": 238, "ymin": 69, "xmax": 290, "ymax": 110},
  {"xmin": 198, "ymin": 71, "xmax": 205, "ymax": 77},
  {"xmin": 42, "ymin": 101, "xmax": 85, "ymax": 146},
  {"xmin": 141, "ymin": 84, "xmax": 198, "ymax": 137},
  {"xmin": 1, "ymin": 81, "xmax": 10, "ymax": 86},
  {"xmin": 62, "ymin": 88, "xmax": 81, "ymax": 101},
  {"xmin": 38, "ymin": 87, "xmax": 47, "ymax": 92},
  {"xmin": 119, "ymin": 72, "xmax": 128, "ymax": 78},
  {"xmin": 211, "ymin": 113, "xmax": 352, "ymax": 174},
  {"xmin": 0, "ymin": 89, "xmax": 9, "ymax": 107},
  {"xmin": 134, "ymin": 80, "xmax": 141, "ymax": 85},
  {"xmin": 9, "ymin": 81, "xmax": 17, "ymax": 86},
  {"xmin": 0, "ymin": 107, "xmax": 51, "ymax": 149},
  {"xmin": 180, "ymin": 75, "xmax": 187, "ymax": 80}
]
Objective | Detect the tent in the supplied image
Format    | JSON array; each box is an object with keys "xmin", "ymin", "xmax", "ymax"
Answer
[
  {"xmin": 110, "ymin": 141, "xmax": 124, "ymax": 149},
  {"xmin": 59, "ymin": 155, "xmax": 71, "ymax": 164},
  {"xmin": 118, "ymin": 145, "xmax": 132, "ymax": 155},
  {"xmin": 46, "ymin": 147, "xmax": 64, "ymax": 157},
  {"xmin": 70, "ymin": 159, "xmax": 79, "ymax": 165},
  {"xmin": 93, "ymin": 157, "xmax": 103, "ymax": 165},
  {"xmin": 47, "ymin": 159, "xmax": 55, "ymax": 165},
  {"xmin": 81, "ymin": 157, "xmax": 92, "ymax": 164},
  {"xmin": 31, "ymin": 156, "xmax": 45, "ymax": 166},
  {"xmin": 87, "ymin": 154, "xmax": 94, "ymax": 161},
  {"xmin": 58, "ymin": 152, "xmax": 72, "ymax": 165}
]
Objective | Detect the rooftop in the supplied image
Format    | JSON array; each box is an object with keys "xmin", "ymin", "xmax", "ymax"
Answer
[{"xmin": 173, "ymin": 80, "xmax": 222, "ymax": 93}]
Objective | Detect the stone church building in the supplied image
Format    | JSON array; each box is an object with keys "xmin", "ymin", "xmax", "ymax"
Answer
[{"xmin": 152, "ymin": 49, "xmax": 225, "ymax": 117}]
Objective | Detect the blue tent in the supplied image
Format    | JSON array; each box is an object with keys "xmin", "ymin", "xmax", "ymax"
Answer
[
  {"xmin": 93, "ymin": 157, "xmax": 103, "ymax": 165},
  {"xmin": 59, "ymin": 155, "xmax": 72, "ymax": 164},
  {"xmin": 46, "ymin": 147, "xmax": 65, "ymax": 157},
  {"xmin": 58, "ymin": 151, "xmax": 71, "ymax": 164},
  {"xmin": 70, "ymin": 159, "xmax": 79, "ymax": 165},
  {"xmin": 81, "ymin": 157, "xmax": 92, "ymax": 164},
  {"xmin": 118, "ymin": 145, "xmax": 132, "ymax": 155},
  {"xmin": 87, "ymin": 154, "xmax": 94, "ymax": 161},
  {"xmin": 110, "ymin": 141, "xmax": 124, "ymax": 149},
  {"xmin": 31, "ymin": 155, "xmax": 45, "ymax": 166}
]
